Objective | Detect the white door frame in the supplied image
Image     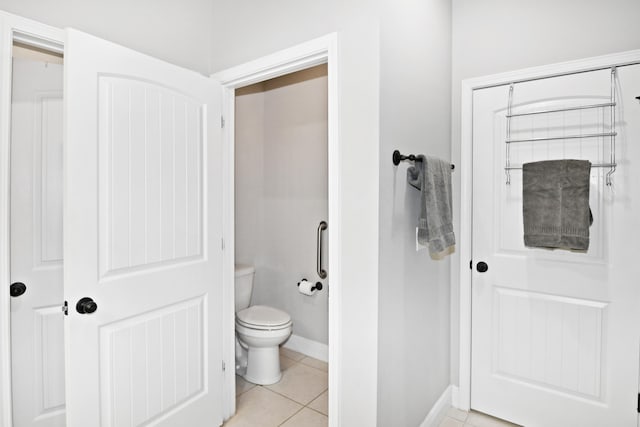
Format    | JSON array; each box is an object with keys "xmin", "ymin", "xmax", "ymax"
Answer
[
  {"xmin": 456, "ymin": 48, "xmax": 640, "ymax": 411},
  {"xmin": 212, "ymin": 34, "xmax": 340, "ymax": 424},
  {"xmin": 0, "ymin": 11, "xmax": 64, "ymax": 427}
]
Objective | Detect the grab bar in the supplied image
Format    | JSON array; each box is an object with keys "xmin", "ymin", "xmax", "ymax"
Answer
[{"xmin": 317, "ymin": 221, "xmax": 327, "ymax": 279}]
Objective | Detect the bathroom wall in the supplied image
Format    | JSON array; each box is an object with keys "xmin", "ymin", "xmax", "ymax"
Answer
[
  {"xmin": 235, "ymin": 65, "xmax": 329, "ymax": 345},
  {"xmin": 0, "ymin": 0, "xmax": 213, "ymax": 73},
  {"xmin": 211, "ymin": 3, "xmax": 382, "ymax": 424},
  {"xmin": 212, "ymin": 0, "xmax": 454, "ymax": 424},
  {"xmin": 377, "ymin": 0, "xmax": 452, "ymax": 425},
  {"xmin": 449, "ymin": 0, "xmax": 640, "ymax": 388},
  {"xmin": 235, "ymin": 83, "xmax": 265, "ymax": 269}
]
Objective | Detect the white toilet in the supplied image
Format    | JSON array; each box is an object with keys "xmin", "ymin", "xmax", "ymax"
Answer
[{"xmin": 235, "ymin": 264, "xmax": 292, "ymax": 385}]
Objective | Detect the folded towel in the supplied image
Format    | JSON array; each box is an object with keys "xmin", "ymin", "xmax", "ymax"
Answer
[
  {"xmin": 522, "ymin": 159, "xmax": 593, "ymax": 250},
  {"xmin": 407, "ymin": 156, "xmax": 455, "ymax": 256}
]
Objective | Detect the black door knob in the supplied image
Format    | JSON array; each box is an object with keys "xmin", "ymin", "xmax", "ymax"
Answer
[
  {"xmin": 476, "ymin": 262, "xmax": 489, "ymax": 273},
  {"xmin": 10, "ymin": 282, "xmax": 26, "ymax": 297},
  {"xmin": 76, "ymin": 297, "xmax": 98, "ymax": 314}
]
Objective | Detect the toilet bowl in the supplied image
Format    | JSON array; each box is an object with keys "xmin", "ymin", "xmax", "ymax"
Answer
[
  {"xmin": 236, "ymin": 305, "xmax": 292, "ymax": 384},
  {"xmin": 234, "ymin": 265, "xmax": 293, "ymax": 385}
]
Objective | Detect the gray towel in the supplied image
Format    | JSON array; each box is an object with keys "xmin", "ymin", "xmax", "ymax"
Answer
[
  {"xmin": 522, "ymin": 159, "xmax": 593, "ymax": 250},
  {"xmin": 407, "ymin": 156, "xmax": 455, "ymax": 255}
]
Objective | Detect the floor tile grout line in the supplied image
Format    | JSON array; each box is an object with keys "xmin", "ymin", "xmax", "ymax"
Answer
[
  {"xmin": 299, "ymin": 363, "xmax": 329, "ymax": 375},
  {"xmin": 277, "ymin": 405, "xmax": 306, "ymax": 427},
  {"xmin": 304, "ymin": 386, "xmax": 329, "ymax": 407},
  {"xmin": 265, "ymin": 359, "xmax": 328, "ymax": 405},
  {"xmin": 285, "ymin": 357, "xmax": 327, "ymax": 374},
  {"xmin": 263, "ymin": 384, "xmax": 315, "ymax": 407},
  {"xmin": 305, "ymin": 405, "xmax": 328, "ymax": 417},
  {"xmin": 235, "ymin": 355, "xmax": 299, "ymax": 399},
  {"xmin": 299, "ymin": 356, "xmax": 329, "ymax": 366}
]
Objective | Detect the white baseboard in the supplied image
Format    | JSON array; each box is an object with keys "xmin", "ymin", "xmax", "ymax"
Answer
[
  {"xmin": 420, "ymin": 385, "xmax": 452, "ymax": 427},
  {"xmin": 451, "ymin": 385, "xmax": 460, "ymax": 409},
  {"xmin": 282, "ymin": 334, "xmax": 328, "ymax": 362}
]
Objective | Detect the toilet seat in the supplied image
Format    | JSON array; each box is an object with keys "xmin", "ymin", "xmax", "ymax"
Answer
[{"xmin": 236, "ymin": 305, "xmax": 292, "ymax": 331}]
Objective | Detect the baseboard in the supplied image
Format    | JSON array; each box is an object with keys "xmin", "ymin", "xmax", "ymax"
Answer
[
  {"xmin": 419, "ymin": 385, "xmax": 452, "ymax": 427},
  {"xmin": 451, "ymin": 385, "xmax": 460, "ymax": 409},
  {"xmin": 282, "ymin": 334, "xmax": 328, "ymax": 362}
]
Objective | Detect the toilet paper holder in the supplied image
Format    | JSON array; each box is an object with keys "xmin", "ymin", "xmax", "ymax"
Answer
[{"xmin": 297, "ymin": 279, "xmax": 323, "ymax": 292}]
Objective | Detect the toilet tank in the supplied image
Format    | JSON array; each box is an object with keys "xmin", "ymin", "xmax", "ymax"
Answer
[{"xmin": 234, "ymin": 264, "xmax": 255, "ymax": 312}]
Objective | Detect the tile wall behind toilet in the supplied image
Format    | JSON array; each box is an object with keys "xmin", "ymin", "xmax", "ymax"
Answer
[{"xmin": 235, "ymin": 65, "xmax": 328, "ymax": 345}]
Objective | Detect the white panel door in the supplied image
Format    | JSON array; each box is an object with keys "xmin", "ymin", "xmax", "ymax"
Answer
[
  {"xmin": 471, "ymin": 66, "xmax": 640, "ymax": 426},
  {"xmin": 10, "ymin": 57, "xmax": 65, "ymax": 427},
  {"xmin": 64, "ymin": 29, "xmax": 222, "ymax": 427}
]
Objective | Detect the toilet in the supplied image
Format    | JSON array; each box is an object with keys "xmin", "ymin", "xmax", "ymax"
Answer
[{"xmin": 235, "ymin": 264, "xmax": 292, "ymax": 385}]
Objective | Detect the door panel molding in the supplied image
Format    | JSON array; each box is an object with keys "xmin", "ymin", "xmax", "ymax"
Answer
[
  {"xmin": 99, "ymin": 296, "xmax": 205, "ymax": 426},
  {"xmin": 97, "ymin": 75, "xmax": 205, "ymax": 279}
]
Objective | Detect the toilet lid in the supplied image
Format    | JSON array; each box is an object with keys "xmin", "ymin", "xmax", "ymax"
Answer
[{"xmin": 236, "ymin": 305, "xmax": 291, "ymax": 328}]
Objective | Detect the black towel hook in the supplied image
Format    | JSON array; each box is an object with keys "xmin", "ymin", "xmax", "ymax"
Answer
[{"xmin": 392, "ymin": 150, "xmax": 454, "ymax": 170}]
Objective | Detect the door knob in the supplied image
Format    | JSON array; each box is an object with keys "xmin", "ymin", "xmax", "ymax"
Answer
[
  {"xmin": 76, "ymin": 297, "xmax": 98, "ymax": 314},
  {"xmin": 10, "ymin": 282, "xmax": 26, "ymax": 297},
  {"xmin": 476, "ymin": 262, "xmax": 489, "ymax": 273}
]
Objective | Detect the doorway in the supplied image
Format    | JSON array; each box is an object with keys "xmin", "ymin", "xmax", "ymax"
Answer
[
  {"xmin": 228, "ymin": 65, "xmax": 329, "ymax": 425},
  {"xmin": 214, "ymin": 34, "xmax": 339, "ymax": 425}
]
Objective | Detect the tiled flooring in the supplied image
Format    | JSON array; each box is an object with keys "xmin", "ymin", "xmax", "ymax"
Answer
[
  {"xmin": 225, "ymin": 350, "xmax": 518, "ymax": 427},
  {"xmin": 439, "ymin": 407, "xmax": 520, "ymax": 427},
  {"xmin": 224, "ymin": 348, "xmax": 328, "ymax": 427}
]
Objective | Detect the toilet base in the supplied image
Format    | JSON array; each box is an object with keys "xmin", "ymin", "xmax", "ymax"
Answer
[{"xmin": 243, "ymin": 345, "xmax": 282, "ymax": 385}]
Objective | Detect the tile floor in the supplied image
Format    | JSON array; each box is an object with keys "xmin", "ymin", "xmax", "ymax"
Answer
[
  {"xmin": 439, "ymin": 407, "xmax": 520, "ymax": 427},
  {"xmin": 225, "ymin": 350, "xmax": 518, "ymax": 427},
  {"xmin": 224, "ymin": 348, "xmax": 328, "ymax": 427}
]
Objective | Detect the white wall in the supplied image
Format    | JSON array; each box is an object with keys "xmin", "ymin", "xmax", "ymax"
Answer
[
  {"xmin": 213, "ymin": 0, "xmax": 456, "ymax": 423},
  {"xmin": 235, "ymin": 84, "xmax": 265, "ymax": 268},
  {"xmin": 450, "ymin": 0, "xmax": 640, "ymax": 386},
  {"xmin": 235, "ymin": 66, "xmax": 329, "ymax": 345},
  {"xmin": 211, "ymin": 2, "xmax": 382, "ymax": 424},
  {"xmin": 377, "ymin": 0, "xmax": 452, "ymax": 425},
  {"xmin": 0, "ymin": 0, "xmax": 213, "ymax": 73}
]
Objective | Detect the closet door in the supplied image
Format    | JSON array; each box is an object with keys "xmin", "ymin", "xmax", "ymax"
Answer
[
  {"xmin": 471, "ymin": 66, "xmax": 640, "ymax": 426},
  {"xmin": 64, "ymin": 29, "xmax": 223, "ymax": 427},
  {"xmin": 10, "ymin": 54, "xmax": 65, "ymax": 427}
]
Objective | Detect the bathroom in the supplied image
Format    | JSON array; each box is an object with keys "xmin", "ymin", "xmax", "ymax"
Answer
[
  {"xmin": 230, "ymin": 64, "xmax": 330, "ymax": 424},
  {"xmin": 2, "ymin": 1, "xmax": 640, "ymax": 427}
]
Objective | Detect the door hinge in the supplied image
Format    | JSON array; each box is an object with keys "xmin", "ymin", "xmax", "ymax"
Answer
[
  {"xmin": 637, "ymin": 393, "xmax": 639, "ymax": 413},
  {"xmin": 62, "ymin": 301, "xmax": 68, "ymax": 316},
  {"xmin": 222, "ymin": 360, "xmax": 226, "ymax": 371},
  {"xmin": 221, "ymin": 116, "xmax": 225, "ymax": 128},
  {"xmin": 470, "ymin": 260, "xmax": 472, "ymax": 270}
]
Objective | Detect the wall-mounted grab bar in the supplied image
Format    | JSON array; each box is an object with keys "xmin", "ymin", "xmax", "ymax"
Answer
[{"xmin": 317, "ymin": 221, "xmax": 327, "ymax": 279}]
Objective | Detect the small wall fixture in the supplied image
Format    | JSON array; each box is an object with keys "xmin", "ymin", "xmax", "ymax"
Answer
[{"xmin": 392, "ymin": 150, "xmax": 455, "ymax": 169}]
